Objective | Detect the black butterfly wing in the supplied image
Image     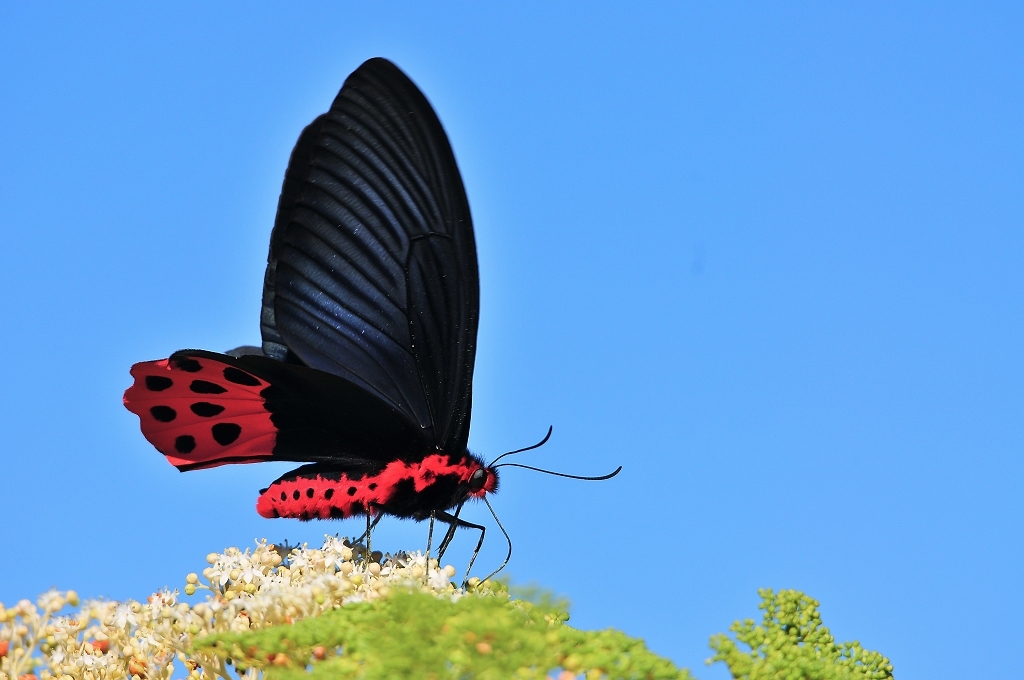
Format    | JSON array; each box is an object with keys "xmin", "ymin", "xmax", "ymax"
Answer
[{"xmin": 261, "ymin": 57, "xmax": 479, "ymax": 455}]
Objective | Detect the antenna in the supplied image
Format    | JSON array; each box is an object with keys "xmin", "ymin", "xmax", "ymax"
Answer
[
  {"xmin": 488, "ymin": 426, "xmax": 553, "ymax": 467},
  {"xmin": 493, "ymin": 463, "xmax": 622, "ymax": 481}
]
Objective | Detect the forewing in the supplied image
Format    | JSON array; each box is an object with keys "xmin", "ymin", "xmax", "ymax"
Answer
[
  {"xmin": 261, "ymin": 57, "xmax": 479, "ymax": 453},
  {"xmin": 124, "ymin": 350, "xmax": 430, "ymax": 472}
]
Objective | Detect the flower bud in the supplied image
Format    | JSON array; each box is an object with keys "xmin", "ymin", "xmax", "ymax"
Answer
[
  {"xmin": 128, "ymin": 657, "xmax": 148, "ymax": 677},
  {"xmin": 206, "ymin": 553, "xmax": 219, "ymax": 565}
]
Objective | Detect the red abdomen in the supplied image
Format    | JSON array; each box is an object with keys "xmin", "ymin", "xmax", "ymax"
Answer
[{"xmin": 256, "ymin": 454, "xmax": 485, "ymax": 520}]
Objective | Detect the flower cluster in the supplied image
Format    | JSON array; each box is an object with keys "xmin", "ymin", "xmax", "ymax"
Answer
[
  {"xmin": 2, "ymin": 542, "xmax": 890, "ymax": 680},
  {"xmin": 708, "ymin": 588, "xmax": 894, "ymax": 680},
  {"xmin": 0, "ymin": 537, "xmax": 461, "ymax": 680}
]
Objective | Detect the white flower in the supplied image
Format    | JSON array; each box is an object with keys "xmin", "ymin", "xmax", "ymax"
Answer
[
  {"xmin": 112, "ymin": 603, "xmax": 137, "ymax": 630},
  {"xmin": 289, "ymin": 549, "xmax": 311, "ymax": 571},
  {"xmin": 428, "ymin": 569, "xmax": 451, "ymax": 591},
  {"xmin": 236, "ymin": 563, "xmax": 261, "ymax": 585},
  {"xmin": 205, "ymin": 563, "xmax": 232, "ymax": 587},
  {"xmin": 321, "ymin": 536, "xmax": 352, "ymax": 568}
]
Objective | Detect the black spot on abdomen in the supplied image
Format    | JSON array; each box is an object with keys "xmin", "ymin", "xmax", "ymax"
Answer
[
  {"xmin": 223, "ymin": 367, "xmax": 261, "ymax": 386},
  {"xmin": 325, "ymin": 488, "xmax": 335, "ymax": 500},
  {"xmin": 347, "ymin": 487, "xmax": 357, "ymax": 496},
  {"xmin": 149, "ymin": 406, "xmax": 176, "ymax": 422},
  {"xmin": 173, "ymin": 357, "xmax": 203, "ymax": 372},
  {"xmin": 293, "ymin": 489, "xmax": 300, "ymax": 500},
  {"xmin": 175, "ymin": 435, "xmax": 196, "ymax": 454},
  {"xmin": 190, "ymin": 402, "xmax": 225, "ymax": 417},
  {"xmin": 211, "ymin": 423, "xmax": 241, "ymax": 445},
  {"xmin": 190, "ymin": 380, "xmax": 227, "ymax": 394}
]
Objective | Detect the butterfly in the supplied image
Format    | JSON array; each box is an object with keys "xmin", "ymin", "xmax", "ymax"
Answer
[{"xmin": 124, "ymin": 58, "xmax": 618, "ymax": 578}]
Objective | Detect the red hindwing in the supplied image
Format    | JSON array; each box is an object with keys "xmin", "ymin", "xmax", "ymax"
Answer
[{"xmin": 123, "ymin": 355, "xmax": 277, "ymax": 471}]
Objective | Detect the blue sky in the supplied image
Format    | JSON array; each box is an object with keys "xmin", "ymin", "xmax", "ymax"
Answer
[{"xmin": 1, "ymin": 3, "xmax": 1021, "ymax": 678}]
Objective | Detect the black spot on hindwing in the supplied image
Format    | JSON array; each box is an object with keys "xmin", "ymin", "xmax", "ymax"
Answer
[
  {"xmin": 173, "ymin": 357, "xmax": 203, "ymax": 372},
  {"xmin": 211, "ymin": 423, "xmax": 241, "ymax": 445},
  {"xmin": 145, "ymin": 376, "xmax": 173, "ymax": 391},
  {"xmin": 175, "ymin": 435, "xmax": 196, "ymax": 453},
  {"xmin": 190, "ymin": 402, "xmax": 225, "ymax": 417},
  {"xmin": 223, "ymin": 367, "xmax": 261, "ymax": 386},
  {"xmin": 149, "ymin": 406, "xmax": 176, "ymax": 422},
  {"xmin": 190, "ymin": 380, "xmax": 227, "ymax": 394}
]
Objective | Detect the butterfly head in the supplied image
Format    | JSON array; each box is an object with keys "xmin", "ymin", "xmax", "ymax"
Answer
[{"xmin": 465, "ymin": 464, "xmax": 499, "ymax": 498}]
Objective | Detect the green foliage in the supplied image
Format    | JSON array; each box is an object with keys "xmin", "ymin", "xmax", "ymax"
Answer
[
  {"xmin": 708, "ymin": 589, "xmax": 894, "ymax": 680},
  {"xmin": 195, "ymin": 582, "xmax": 689, "ymax": 680}
]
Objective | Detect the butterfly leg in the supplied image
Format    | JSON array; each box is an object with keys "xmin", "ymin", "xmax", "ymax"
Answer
[
  {"xmin": 365, "ymin": 511, "xmax": 372, "ymax": 565},
  {"xmin": 435, "ymin": 502, "xmax": 464, "ymax": 560},
  {"xmin": 433, "ymin": 508, "xmax": 486, "ymax": 588},
  {"xmin": 353, "ymin": 506, "xmax": 382, "ymax": 566},
  {"xmin": 353, "ymin": 513, "xmax": 383, "ymax": 544},
  {"xmin": 425, "ymin": 511, "xmax": 436, "ymax": 577}
]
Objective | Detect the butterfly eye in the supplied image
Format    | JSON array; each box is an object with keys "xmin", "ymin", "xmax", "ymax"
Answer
[{"xmin": 469, "ymin": 468, "xmax": 487, "ymax": 490}]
